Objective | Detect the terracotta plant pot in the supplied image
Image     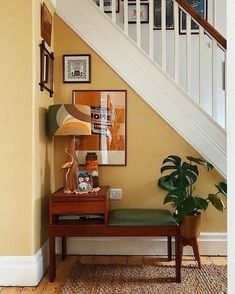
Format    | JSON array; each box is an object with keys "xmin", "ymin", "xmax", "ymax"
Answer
[{"xmin": 180, "ymin": 213, "xmax": 201, "ymax": 239}]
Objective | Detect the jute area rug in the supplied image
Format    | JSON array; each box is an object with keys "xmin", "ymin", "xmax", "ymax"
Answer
[{"xmin": 62, "ymin": 262, "xmax": 227, "ymax": 294}]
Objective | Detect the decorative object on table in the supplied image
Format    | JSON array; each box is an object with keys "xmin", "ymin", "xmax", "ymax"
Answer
[
  {"xmin": 157, "ymin": 155, "xmax": 227, "ymax": 267},
  {"xmin": 41, "ymin": 2, "xmax": 52, "ymax": 46},
  {"xmin": 39, "ymin": 40, "xmax": 54, "ymax": 97},
  {"xmin": 95, "ymin": 0, "xmax": 120, "ymax": 13},
  {"xmin": 63, "ymin": 54, "xmax": 91, "ymax": 83},
  {"xmin": 179, "ymin": 0, "xmax": 207, "ymax": 34},
  {"xmin": 77, "ymin": 170, "xmax": 93, "ymax": 193},
  {"xmin": 48, "ymin": 104, "xmax": 91, "ymax": 193},
  {"xmin": 86, "ymin": 152, "xmax": 99, "ymax": 188},
  {"xmin": 61, "ymin": 147, "xmax": 75, "ymax": 192},
  {"xmin": 73, "ymin": 90, "xmax": 127, "ymax": 166},
  {"xmin": 128, "ymin": 3, "xmax": 149, "ymax": 24},
  {"xmin": 153, "ymin": 0, "xmax": 174, "ymax": 30}
]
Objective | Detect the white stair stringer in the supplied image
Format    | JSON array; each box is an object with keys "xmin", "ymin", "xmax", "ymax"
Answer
[{"xmin": 56, "ymin": 0, "xmax": 226, "ymax": 177}]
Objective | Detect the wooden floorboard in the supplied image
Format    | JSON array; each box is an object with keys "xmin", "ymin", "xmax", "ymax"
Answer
[{"xmin": 1, "ymin": 255, "xmax": 227, "ymax": 293}]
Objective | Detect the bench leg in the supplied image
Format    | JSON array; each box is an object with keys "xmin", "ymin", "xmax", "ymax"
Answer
[
  {"xmin": 167, "ymin": 237, "xmax": 172, "ymax": 261},
  {"xmin": 62, "ymin": 237, "xmax": 67, "ymax": 260},
  {"xmin": 175, "ymin": 235, "xmax": 181, "ymax": 283}
]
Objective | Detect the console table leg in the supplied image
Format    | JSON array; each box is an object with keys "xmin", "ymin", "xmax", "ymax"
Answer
[
  {"xmin": 49, "ymin": 236, "xmax": 56, "ymax": 282},
  {"xmin": 62, "ymin": 237, "xmax": 67, "ymax": 260},
  {"xmin": 175, "ymin": 235, "xmax": 181, "ymax": 283},
  {"xmin": 167, "ymin": 237, "xmax": 172, "ymax": 261}
]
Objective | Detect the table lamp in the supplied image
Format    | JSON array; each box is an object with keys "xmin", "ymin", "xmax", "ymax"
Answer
[{"xmin": 48, "ymin": 104, "xmax": 91, "ymax": 193}]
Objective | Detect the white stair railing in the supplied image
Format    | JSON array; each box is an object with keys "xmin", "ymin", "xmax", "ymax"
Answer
[{"xmin": 94, "ymin": 0, "xmax": 226, "ymax": 129}]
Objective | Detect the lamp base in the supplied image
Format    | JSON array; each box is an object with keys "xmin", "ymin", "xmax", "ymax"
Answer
[
  {"xmin": 61, "ymin": 136, "xmax": 79, "ymax": 193},
  {"xmin": 63, "ymin": 188, "xmax": 72, "ymax": 194}
]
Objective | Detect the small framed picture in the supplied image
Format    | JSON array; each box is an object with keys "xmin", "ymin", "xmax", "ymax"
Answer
[
  {"xmin": 41, "ymin": 3, "xmax": 52, "ymax": 47},
  {"xmin": 153, "ymin": 0, "xmax": 174, "ymax": 30},
  {"xmin": 77, "ymin": 171, "xmax": 93, "ymax": 193},
  {"xmin": 39, "ymin": 41, "xmax": 54, "ymax": 97},
  {"xmin": 95, "ymin": 0, "xmax": 120, "ymax": 13},
  {"xmin": 63, "ymin": 54, "xmax": 91, "ymax": 83},
  {"xmin": 128, "ymin": 3, "xmax": 149, "ymax": 24},
  {"xmin": 179, "ymin": 0, "xmax": 207, "ymax": 34}
]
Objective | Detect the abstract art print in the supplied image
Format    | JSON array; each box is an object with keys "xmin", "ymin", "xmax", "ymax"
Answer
[{"xmin": 73, "ymin": 90, "xmax": 127, "ymax": 165}]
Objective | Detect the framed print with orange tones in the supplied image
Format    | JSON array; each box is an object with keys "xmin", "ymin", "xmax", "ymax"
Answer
[
  {"xmin": 73, "ymin": 90, "xmax": 127, "ymax": 165},
  {"xmin": 41, "ymin": 3, "xmax": 52, "ymax": 46}
]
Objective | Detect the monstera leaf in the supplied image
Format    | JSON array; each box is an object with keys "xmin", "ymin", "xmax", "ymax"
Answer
[
  {"xmin": 186, "ymin": 156, "xmax": 214, "ymax": 171},
  {"xmin": 215, "ymin": 181, "xmax": 227, "ymax": 196},
  {"xmin": 208, "ymin": 194, "xmax": 225, "ymax": 212},
  {"xmin": 159, "ymin": 155, "xmax": 199, "ymax": 191}
]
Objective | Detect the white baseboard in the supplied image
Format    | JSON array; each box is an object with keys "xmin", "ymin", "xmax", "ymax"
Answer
[
  {"xmin": 56, "ymin": 232, "xmax": 227, "ymax": 256},
  {"xmin": 0, "ymin": 233, "xmax": 226, "ymax": 286},
  {"xmin": 0, "ymin": 241, "xmax": 49, "ymax": 287}
]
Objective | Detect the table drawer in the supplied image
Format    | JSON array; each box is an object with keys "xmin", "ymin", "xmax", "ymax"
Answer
[{"xmin": 52, "ymin": 201, "xmax": 105, "ymax": 214}]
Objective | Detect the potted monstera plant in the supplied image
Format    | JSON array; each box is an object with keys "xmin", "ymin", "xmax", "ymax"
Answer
[{"xmin": 157, "ymin": 155, "xmax": 227, "ymax": 239}]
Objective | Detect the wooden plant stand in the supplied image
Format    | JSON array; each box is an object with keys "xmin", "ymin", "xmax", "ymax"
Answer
[{"xmin": 180, "ymin": 237, "xmax": 201, "ymax": 268}]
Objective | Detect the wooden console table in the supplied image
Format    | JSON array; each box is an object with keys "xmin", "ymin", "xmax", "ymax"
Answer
[{"xmin": 49, "ymin": 187, "xmax": 181, "ymax": 283}]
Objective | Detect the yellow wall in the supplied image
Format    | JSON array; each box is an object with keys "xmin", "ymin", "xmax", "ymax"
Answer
[
  {"xmin": 0, "ymin": 0, "xmax": 54, "ymax": 256},
  {"xmin": 32, "ymin": 0, "xmax": 54, "ymax": 253},
  {"xmin": 54, "ymin": 15, "xmax": 226, "ymax": 232}
]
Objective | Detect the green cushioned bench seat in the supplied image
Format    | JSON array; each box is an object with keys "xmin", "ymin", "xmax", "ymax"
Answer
[{"xmin": 108, "ymin": 209, "xmax": 177, "ymax": 227}]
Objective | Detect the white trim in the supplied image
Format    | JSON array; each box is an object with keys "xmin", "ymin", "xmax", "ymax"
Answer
[
  {"xmin": 56, "ymin": 0, "xmax": 227, "ymax": 176},
  {"xmin": 51, "ymin": 0, "xmax": 57, "ymax": 9},
  {"xmin": 0, "ymin": 241, "xmax": 49, "ymax": 286},
  {"xmin": 56, "ymin": 233, "xmax": 227, "ymax": 256}
]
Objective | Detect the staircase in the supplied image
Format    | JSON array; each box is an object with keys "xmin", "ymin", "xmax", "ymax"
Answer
[{"xmin": 55, "ymin": 0, "xmax": 226, "ymax": 177}]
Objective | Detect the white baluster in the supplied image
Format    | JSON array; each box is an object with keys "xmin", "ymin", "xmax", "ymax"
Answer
[
  {"xmin": 212, "ymin": 38, "xmax": 218, "ymax": 120},
  {"xmin": 112, "ymin": 0, "xmax": 116, "ymax": 23},
  {"xmin": 174, "ymin": 1, "xmax": 179, "ymax": 83},
  {"xmin": 186, "ymin": 12, "xmax": 192, "ymax": 95},
  {"xmin": 124, "ymin": 0, "xmax": 128, "ymax": 35},
  {"xmin": 224, "ymin": 52, "xmax": 227, "ymax": 130},
  {"xmin": 100, "ymin": 0, "xmax": 104, "ymax": 11},
  {"xmin": 161, "ymin": 0, "xmax": 166, "ymax": 71},
  {"xmin": 213, "ymin": 0, "xmax": 216, "ymax": 28},
  {"xmin": 149, "ymin": 0, "xmax": 154, "ymax": 59},
  {"xmin": 199, "ymin": 26, "xmax": 204, "ymax": 106},
  {"xmin": 136, "ymin": 0, "xmax": 141, "ymax": 47}
]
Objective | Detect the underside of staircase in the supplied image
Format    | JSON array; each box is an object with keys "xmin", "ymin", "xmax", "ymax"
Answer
[{"xmin": 55, "ymin": 0, "xmax": 226, "ymax": 177}]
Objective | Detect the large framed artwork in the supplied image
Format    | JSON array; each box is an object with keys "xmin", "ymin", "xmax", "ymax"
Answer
[
  {"xmin": 73, "ymin": 90, "xmax": 127, "ymax": 165},
  {"xmin": 154, "ymin": 0, "xmax": 174, "ymax": 30},
  {"xmin": 179, "ymin": 0, "xmax": 207, "ymax": 34}
]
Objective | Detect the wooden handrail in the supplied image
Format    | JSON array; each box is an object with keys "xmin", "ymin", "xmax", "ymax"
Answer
[{"xmin": 174, "ymin": 0, "xmax": 227, "ymax": 49}]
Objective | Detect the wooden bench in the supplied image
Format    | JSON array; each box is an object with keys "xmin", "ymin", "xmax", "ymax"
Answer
[{"xmin": 51, "ymin": 208, "xmax": 181, "ymax": 283}]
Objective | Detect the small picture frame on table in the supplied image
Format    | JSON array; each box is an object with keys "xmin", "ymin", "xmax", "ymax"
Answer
[
  {"xmin": 128, "ymin": 3, "xmax": 149, "ymax": 24},
  {"xmin": 77, "ymin": 171, "xmax": 93, "ymax": 193},
  {"xmin": 63, "ymin": 54, "xmax": 91, "ymax": 83}
]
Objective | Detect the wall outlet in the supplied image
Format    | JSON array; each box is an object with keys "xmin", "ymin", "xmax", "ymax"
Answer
[{"xmin": 110, "ymin": 189, "xmax": 122, "ymax": 200}]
